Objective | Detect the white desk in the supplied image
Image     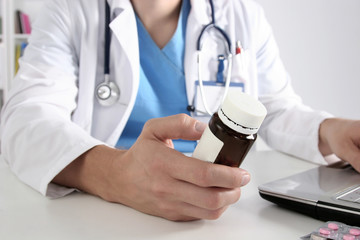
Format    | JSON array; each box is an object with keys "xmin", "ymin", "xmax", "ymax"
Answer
[{"xmin": 0, "ymin": 151, "xmax": 325, "ymax": 240}]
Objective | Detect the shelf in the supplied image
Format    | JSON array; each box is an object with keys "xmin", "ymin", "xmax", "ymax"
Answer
[
  {"xmin": 0, "ymin": 0, "xmax": 45, "ymax": 101},
  {"xmin": 14, "ymin": 33, "xmax": 30, "ymax": 40}
]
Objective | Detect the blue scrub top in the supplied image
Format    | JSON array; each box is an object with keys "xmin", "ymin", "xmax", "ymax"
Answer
[{"xmin": 116, "ymin": 0, "xmax": 196, "ymax": 152}]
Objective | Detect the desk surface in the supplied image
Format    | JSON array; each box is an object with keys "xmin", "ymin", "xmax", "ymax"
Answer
[{"xmin": 0, "ymin": 151, "xmax": 325, "ymax": 240}]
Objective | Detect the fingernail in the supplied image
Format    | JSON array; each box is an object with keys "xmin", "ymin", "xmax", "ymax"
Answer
[
  {"xmin": 195, "ymin": 121, "xmax": 207, "ymax": 133},
  {"xmin": 241, "ymin": 174, "xmax": 250, "ymax": 186}
]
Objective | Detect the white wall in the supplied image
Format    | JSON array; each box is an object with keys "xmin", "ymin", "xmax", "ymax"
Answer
[{"xmin": 255, "ymin": 0, "xmax": 360, "ymax": 119}]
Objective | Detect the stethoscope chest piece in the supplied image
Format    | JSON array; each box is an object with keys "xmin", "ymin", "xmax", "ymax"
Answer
[{"xmin": 96, "ymin": 76, "xmax": 120, "ymax": 106}]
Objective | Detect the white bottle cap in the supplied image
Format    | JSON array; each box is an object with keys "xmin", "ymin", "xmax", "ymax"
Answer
[{"xmin": 218, "ymin": 92, "xmax": 267, "ymax": 135}]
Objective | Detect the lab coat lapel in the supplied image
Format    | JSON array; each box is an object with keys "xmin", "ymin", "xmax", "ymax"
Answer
[
  {"xmin": 184, "ymin": 0, "xmax": 210, "ymax": 106},
  {"xmin": 190, "ymin": 0, "xmax": 212, "ymax": 25},
  {"xmin": 72, "ymin": 0, "xmax": 99, "ymax": 132},
  {"xmin": 98, "ymin": 0, "xmax": 140, "ymax": 144},
  {"xmin": 108, "ymin": 0, "xmax": 139, "ymax": 81}
]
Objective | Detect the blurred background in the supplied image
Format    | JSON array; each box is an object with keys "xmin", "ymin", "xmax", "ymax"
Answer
[{"xmin": 255, "ymin": 0, "xmax": 360, "ymax": 119}]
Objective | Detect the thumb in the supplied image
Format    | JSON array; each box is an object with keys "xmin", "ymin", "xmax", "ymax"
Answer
[{"xmin": 142, "ymin": 114, "xmax": 207, "ymax": 141}]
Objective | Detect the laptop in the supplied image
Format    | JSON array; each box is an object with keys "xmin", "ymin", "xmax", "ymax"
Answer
[{"xmin": 258, "ymin": 162, "xmax": 360, "ymax": 225}]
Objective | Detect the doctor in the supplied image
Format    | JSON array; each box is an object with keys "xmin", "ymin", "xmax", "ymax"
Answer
[{"xmin": 1, "ymin": 0, "xmax": 360, "ymax": 221}]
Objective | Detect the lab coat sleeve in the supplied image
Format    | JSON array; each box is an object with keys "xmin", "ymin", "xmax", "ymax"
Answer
[
  {"xmin": 251, "ymin": 4, "xmax": 334, "ymax": 165},
  {"xmin": 0, "ymin": 1, "xmax": 103, "ymax": 198}
]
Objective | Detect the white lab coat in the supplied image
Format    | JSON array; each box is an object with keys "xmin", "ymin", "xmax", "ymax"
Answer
[{"xmin": 0, "ymin": 0, "xmax": 332, "ymax": 197}]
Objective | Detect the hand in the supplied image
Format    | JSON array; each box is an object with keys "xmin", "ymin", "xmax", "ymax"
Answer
[
  {"xmin": 53, "ymin": 114, "xmax": 250, "ymax": 221},
  {"xmin": 105, "ymin": 114, "xmax": 250, "ymax": 221},
  {"xmin": 319, "ymin": 118, "xmax": 360, "ymax": 172}
]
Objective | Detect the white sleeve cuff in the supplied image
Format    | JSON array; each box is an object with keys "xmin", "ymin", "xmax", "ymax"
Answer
[{"xmin": 46, "ymin": 183, "xmax": 79, "ymax": 199}]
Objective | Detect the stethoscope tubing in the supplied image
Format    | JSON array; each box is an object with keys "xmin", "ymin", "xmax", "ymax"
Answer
[
  {"xmin": 104, "ymin": 2, "xmax": 111, "ymax": 77},
  {"xmin": 96, "ymin": 1, "xmax": 120, "ymax": 106},
  {"xmin": 196, "ymin": 51, "xmax": 233, "ymax": 116},
  {"xmin": 194, "ymin": 0, "xmax": 233, "ymax": 116}
]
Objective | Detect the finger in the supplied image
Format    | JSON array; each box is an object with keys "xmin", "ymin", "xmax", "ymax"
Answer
[
  {"xmin": 172, "ymin": 179, "xmax": 241, "ymax": 210},
  {"xmin": 338, "ymin": 140, "xmax": 360, "ymax": 172},
  {"xmin": 350, "ymin": 145, "xmax": 360, "ymax": 173},
  {"xmin": 165, "ymin": 149, "xmax": 250, "ymax": 188},
  {"xmin": 158, "ymin": 202, "xmax": 229, "ymax": 221},
  {"xmin": 176, "ymin": 202, "xmax": 229, "ymax": 220},
  {"xmin": 142, "ymin": 114, "xmax": 207, "ymax": 141}
]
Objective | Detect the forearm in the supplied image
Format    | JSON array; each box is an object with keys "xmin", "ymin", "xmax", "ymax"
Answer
[{"xmin": 52, "ymin": 145, "xmax": 126, "ymax": 200}]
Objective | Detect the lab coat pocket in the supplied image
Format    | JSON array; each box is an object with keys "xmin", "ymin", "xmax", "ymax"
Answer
[
  {"xmin": 192, "ymin": 80, "xmax": 245, "ymax": 117},
  {"xmin": 192, "ymin": 80, "xmax": 227, "ymax": 116}
]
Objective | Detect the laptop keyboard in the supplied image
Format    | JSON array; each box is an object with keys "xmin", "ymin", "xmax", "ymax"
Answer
[{"xmin": 337, "ymin": 185, "xmax": 360, "ymax": 203}]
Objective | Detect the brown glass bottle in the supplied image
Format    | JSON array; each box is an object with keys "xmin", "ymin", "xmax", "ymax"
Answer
[
  {"xmin": 209, "ymin": 112, "xmax": 256, "ymax": 167},
  {"xmin": 192, "ymin": 92, "xmax": 267, "ymax": 167}
]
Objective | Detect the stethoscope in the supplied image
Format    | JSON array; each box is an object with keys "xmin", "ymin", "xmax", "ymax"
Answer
[
  {"xmin": 95, "ymin": 2, "xmax": 120, "ymax": 106},
  {"xmin": 96, "ymin": 0, "xmax": 232, "ymax": 111},
  {"xmin": 186, "ymin": 0, "xmax": 233, "ymax": 116}
]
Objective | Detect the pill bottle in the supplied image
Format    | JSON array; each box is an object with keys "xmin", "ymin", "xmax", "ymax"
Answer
[{"xmin": 192, "ymin": 92, "xmax": 267, "ymax": 167}]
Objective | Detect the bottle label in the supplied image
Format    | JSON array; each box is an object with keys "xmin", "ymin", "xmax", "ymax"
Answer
[{"xmin": 192, "ymin": 126, "xmax": 224, "ymax": 163}]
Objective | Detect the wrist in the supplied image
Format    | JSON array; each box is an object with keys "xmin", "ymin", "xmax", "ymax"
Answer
[
  {"xmin": 52, "ymin": 145, "xmax": 125, "ymax": 199},
  {"xmin": 318, "ymin": 118, "xmax": 337, "ymax": 156}
]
